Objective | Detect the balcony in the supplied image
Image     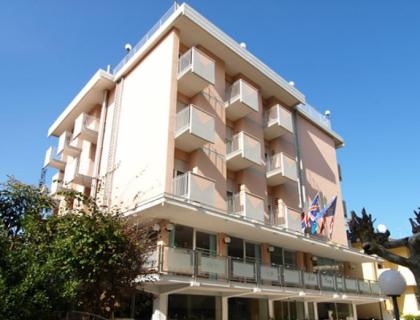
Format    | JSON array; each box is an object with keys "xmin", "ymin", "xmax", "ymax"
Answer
[
  {"xmin": 264, "ymin": 104, "xmax": 293, "ymax": 140},
  {"xmin": 172, "ymin": 172, "xmax": 216, "ymax": 207},
  {"xmin": 57, "ymin": 131, "xmax": 81, "ymax": 157},
  {"xmin": 225, "ymin": 79, "xmax": 259, "ymax": 121},
  {"xmin": 50, "ymin": 172, "xmax": 64, "ymax": 195},
  {"xmin": 175, "ymin": 105, "xmax": 215, "ymax": 152},
  {"xmin": 148, "ymin": 246, "xmax": 382, "ymax": 297},
  {"xmin": 228, "ymin": 191, "xmax": 265, "ymax": 222},
  {"xmin": 44, "ymin": 146, "xmax": 66, "ymax": 170},
  {"xmin": 177, "ymin": 47, "xmax": 215, "ymax": 97},
  {"xmin": 72, "ymin": 113, "xmax": 99, "ymax": 143},
  {"xmin": 63, "ymin": 158, "xmax": 93, "ymax": 187},
  {"xmin": 269, "ymin": 203, "xmax": 302, "ymax": 233},
  {"xmin": 226, "ymin": 132, "xmax": 261, "ymax": 171},
  {"xmin": 266, "ymin": 153, "xmax": 298, "ymax": 186}
]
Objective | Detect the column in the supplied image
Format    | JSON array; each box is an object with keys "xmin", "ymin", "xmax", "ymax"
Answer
[
  {"xmin": 314, "ymin": 302, "xmax": 319, "ymax": 320},
  {"xmin": 152, "ymin": 294, "xmax": 168, "ymax": 320},
  {"xmin": 222, "ymin": 297, "xmax": 228, "ymax": 320},
  {"xmin": 304, "ymin": 301, "xmax": 309, "ymax": 319},
  {"xmin": 268, "ymin": 299, "xmax": 275, "ymax": 319},
  {"xmin": 352, "ymin": 303, "xmax": 358, "ymax": 320}
]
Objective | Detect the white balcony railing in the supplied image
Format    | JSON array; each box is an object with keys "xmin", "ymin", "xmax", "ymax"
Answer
[
  {"xmin": 266, "ymin": 153, "xmax": 298, "ymax": 186},
  {"xmin": 225, "ymin": 79, "xmax": 259, "ymax": 121},
  {"xmin": 269, "ymin": 202, "xmax": 303, "ymax": 233},
  {"xmin": 73, "ymin": 113, "xmax": 99, "ymax": 143},
  {"xmin": 172, "ymin": 172, "xmax": 216, "ymax": 207},
  {"xmin": 175, "ymin": 105, "xmax": 215, "ymax": 152},
  {"xmin": 57, "ymin": 131, "xmax": 81, "ymax": 157},
  {"xmin": 149, "ymin": 246, "xmax": 382, "ymax": 297},
  {"xmin": 226, "ymin": 132, "xmax": 261, "ymax": 171},
  {"xmin": 63, "ymin": 158, "xmax": 93, "ymax": 187},
  {"xmin": 44, "ymin": 146, "xmax": 66, "ymax": 170},
  {"xmin": 227, "ymin": 191, "xmax": 265, "ymax": 222},
  {"xmin": 177, "ymin": 47, "xmax": 215, "ymax": 96},
  {"xmin": 264, "ymin": 104, "xmax": 293, "ymax": 140}
]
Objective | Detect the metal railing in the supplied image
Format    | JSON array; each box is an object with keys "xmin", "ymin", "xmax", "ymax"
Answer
[
  {"xmin": 175, "ymin": 106, "xmax": 191, "ymax": 134},
  {"xmin": 112, "ymin": 3, "xmax": 179, "ymax": 75},
  {"xmin": 172, "ymin": 172, "xmax": 189, "ymax": 198},
  {"xmin": 225, "ymin": 79, "xmax": 259, "ymax": 112},
  {"xmin": 151, "ymin": 246, "xmax": 382, "ymax": 296},
  {"xmin": 298, "ymin": 103, "xmax": 331, "ymax": 129}
]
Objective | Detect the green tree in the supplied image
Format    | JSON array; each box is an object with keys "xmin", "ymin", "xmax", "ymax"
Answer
[{"xmin": 0, "ymin": 178, "xmax": 154, "ymax": 319}]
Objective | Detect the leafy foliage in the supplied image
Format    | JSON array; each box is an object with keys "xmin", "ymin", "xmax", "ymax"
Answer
[{"xmin": 0, "ymin": 178, "xmax": 154, "ymax": 319}]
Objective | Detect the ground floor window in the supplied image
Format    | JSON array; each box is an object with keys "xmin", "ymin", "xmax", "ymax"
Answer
[
  {"xmin": 229, "ymin": 298, "xmax": 269, "ymax": 320},
  {"xmin": 317, "ymin": 302, "xmax": 353, "ymax": 320},
  {"xmin": 168, "ymin": 294, "xmax": 219, "ymax": 320},
  {"xmin": 274, "ymin": 300, "xmax": 305, "ymax": 320}
]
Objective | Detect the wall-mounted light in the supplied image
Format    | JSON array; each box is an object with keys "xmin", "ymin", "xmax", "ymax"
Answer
[
  {"xmin": 166, "ymin": 223, "xmax": 174, "ymax": 231},
  {"xmin": 224, "ymin": 236, "xmax": 231, "ymax": 244},
  {"xmin": 311, "ymin": 256, "xmax": 318, "ymax": 262},
  {"xmin": 268, "ymin": 246, "xmax": 275, "ymax": 253},
  {"xmin": 333, "ymin": 294, "xmax": 339, "ymax": 299},
  {"xmin": 152, "ymin": 223, "xmax": 161, "ymax": 232},
  {"xmin": 342, "ymin": 294, "xmax": 348, "ymax": 299}
]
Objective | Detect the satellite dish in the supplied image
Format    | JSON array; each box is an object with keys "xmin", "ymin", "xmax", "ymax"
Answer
[
  {"xmin": 240, "ymin": 42, "xmax": 247, "ymax": 49},
  {"xmin": 289, "ymin": 81, "xmax": 295, "ymax": 86}
]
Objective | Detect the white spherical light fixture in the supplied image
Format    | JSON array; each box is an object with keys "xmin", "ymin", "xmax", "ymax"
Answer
[
  {"xmin": 378, "ymin": 269, "xmax": 406, "ymax": 320},
  {"xmin": 378, "ymin": 269, "xmax": 406, "ymax": 296}
]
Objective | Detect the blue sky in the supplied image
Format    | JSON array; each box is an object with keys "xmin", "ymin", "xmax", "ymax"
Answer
[{"xmin": 0, "ymin": 1, "xmax": 419, "ymax": 237}]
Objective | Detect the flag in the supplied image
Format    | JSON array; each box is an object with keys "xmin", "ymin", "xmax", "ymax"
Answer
[
  {"xmin": 318, "ymin": 196, "xmax": 337, "ymax": 236},
  {"xmin": 307, "ymin": 193, "xmax": 320, "ymax": 233},
  {"xmin": 329, "ymin": 214, "xmax": 335, "ymax": 239}
]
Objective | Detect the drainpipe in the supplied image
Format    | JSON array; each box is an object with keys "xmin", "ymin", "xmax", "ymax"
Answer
[
  {"xmin": 91, "ymin": 89, "xmax": 109, "ymax": 198},
  {"xmin": 292, "ymin": 108, "xmax": 306, "ymax": 209}
]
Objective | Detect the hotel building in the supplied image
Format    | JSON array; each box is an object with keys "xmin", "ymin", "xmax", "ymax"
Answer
[{"xmin": 44, "ymin": 3, "xmax": 386, "ymax": 320}]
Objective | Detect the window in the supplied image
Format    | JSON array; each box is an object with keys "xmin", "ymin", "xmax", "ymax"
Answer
[
  {"xmin": 228, "ymin": 237, "xmax": 244, "ymax": 259},
  {"xmin": 270, "ymin": 246, "xmax": 283, "ymax": 265},
  {"xmin": 284, "ymin": 250, "xmax": 296, "ymax": 267},
  {"xmin": 169, "ymin": 225, "xmax": 193, "ymax": 249},
  {"xmin": 196, "ymin": 231, "xmax": 217, "ymax": 255},
  {"xmin": 245, "ymin": 242, "xmax": 261, "ymax": 263}
]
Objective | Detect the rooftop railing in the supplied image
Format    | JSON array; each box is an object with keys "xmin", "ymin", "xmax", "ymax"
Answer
[
  {"xmin": 298, "ymin": 103, "xmax": 331, "ymax": 129},
  {"xmin": 112, "ymin": 3, "xmax": 179, "ymax": 75}
]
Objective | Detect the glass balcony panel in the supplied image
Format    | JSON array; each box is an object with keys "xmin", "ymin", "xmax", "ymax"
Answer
[
  {"xmin": 228, "ymin": 191, "xmax": 265, "ymax": 222},
  {"xmin": 73, "ymin": 113, "xmax": 99, "ymax": 143},
  {"xmin": 320, "ymin": 274, "xmax": 335, "ymax": 290},
  {"xmin": 164, "ymin": 247, "xmax": 194, "ymax": 275},
  {"xmin": 226, "ymin": 132, "xmax": 261, "ymax": 171},
  {"xmin": 231, "ymin": 260, "xmax": 256, "ymax": 280},
  {"xmin": 225, "ymin": 79, "xmax": 259, "ymax": 121},
  {"xmin": 264, "ymin": 104, "xmax": 294, "ymax": 140},
  {"xmin": 260, "ymin": 265, "xmax": 280, "ymax": 282},
  {"xmin": 197, "ymin": 253, "xmax": 227, "ymax": 279},
  {"xmin": 44, "ymin": 146, "xmax": 66, "ymax": 170},
  {"xmin": 266, "ymin": 153, "xmax": 298, "ymax": 186},
  {"xmin": 177, "ymin": 48, "xmax": 215, "ymax": 96},
  {"xmin": 345, "ymin": 278, "xmax": 358, "ymax": 292},
  {"xmin": 303, "ymin": 272, "xmax": 319, "ymax": 288},
  {"xmin": 172, "ymin": 172, "xmax": 216, "ymax": 207},
  {"xmin": 359, "ymin": 280, "xmax": 371, "ymax": 294},
  {"xmin": 175, "ymin": 105, "xmax": 215, "ymax": 152},
  {"xmin": 283, "ymin": 268, "xmax": 301, "ymax": 286}
]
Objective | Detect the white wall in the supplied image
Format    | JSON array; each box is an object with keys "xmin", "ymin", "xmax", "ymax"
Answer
[{"xmin": 106, "ymin": 31, "xmax": 178, "ymax": 210}]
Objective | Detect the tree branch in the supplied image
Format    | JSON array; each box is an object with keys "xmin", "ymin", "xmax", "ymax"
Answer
[
  {"xmin": 382, "ymin": 237, "xmax": 410, "ymax": 249},
  {"xmin": 363, "ymin": 242, "xmax": 413, "ymax": 268}
]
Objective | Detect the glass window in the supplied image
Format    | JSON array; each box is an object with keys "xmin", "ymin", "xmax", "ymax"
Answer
[
  {"xmin": 196, "ymin": 231, "xmax": 217, "ymax": 255},
  {"xmin": 284, "ymin": 250, "xmax": 297, "ymax": 267},
  {"xmin": 170, "ymin": 225, "xmax": 193, "ymax": 249},
  {"xmin": 228, "ymin": 236, "xmax": 244, "ymax": 259},
  {"xmin": 270, "ymin": 246, "xmax": 283, "ymax": 265},
  {"xmin": 168, "ymin": 294, "xmax": 217, "ymax": 320},
  {"xmin": 317, "ymin": 302, "xmax": 337, "ymax": 320},
  {"xmin": 336, "ymin": 303, "xmax": 353, "ymax": 320},
  {"xmin": 245, "ymin": 242, "xmax": 261, "ymax": 262}
]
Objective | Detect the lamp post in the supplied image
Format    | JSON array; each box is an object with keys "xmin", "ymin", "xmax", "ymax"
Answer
[{"xmin": 378, "ymin": 270, "xmax": 407, "ymax": 320}]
